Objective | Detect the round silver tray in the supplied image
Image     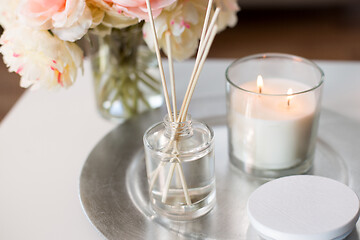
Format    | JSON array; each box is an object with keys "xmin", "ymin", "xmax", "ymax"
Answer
[{"xmin": 79, "ymin": 108, "xmax": 360, "ymax": 239}]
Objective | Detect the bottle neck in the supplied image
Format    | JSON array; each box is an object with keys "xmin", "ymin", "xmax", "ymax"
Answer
[{"xmin": 163, "ymin": 114, "xmax": 193, "ymax": 139}]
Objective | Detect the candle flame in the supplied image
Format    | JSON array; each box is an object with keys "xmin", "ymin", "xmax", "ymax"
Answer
[
  {"xmin": 257, "ymin": 75, "xmax": 263, "ymax": 93},
  {"xmin": 287, "ymin": 88, "xmax": 293, "ymax": 106}
]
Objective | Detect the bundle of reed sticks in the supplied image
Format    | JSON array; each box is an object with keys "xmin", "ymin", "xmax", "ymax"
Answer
[{"xmin": 145, "ymin": 0, "xmax": 220, "ymax": 205}]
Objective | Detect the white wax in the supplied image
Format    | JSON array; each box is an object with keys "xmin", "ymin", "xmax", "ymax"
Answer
[{"xmin": 230, "ymin": 78, "xmax": 318, "ymax": 170}]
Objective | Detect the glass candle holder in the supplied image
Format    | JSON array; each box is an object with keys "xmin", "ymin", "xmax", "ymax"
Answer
[
  {"xmin": 226, "ymin": 53, "xmax": 324, "ymax": 178},
  {"xmin": 143, "ymin": 114, "xmax": 216, "ymax": 220}
]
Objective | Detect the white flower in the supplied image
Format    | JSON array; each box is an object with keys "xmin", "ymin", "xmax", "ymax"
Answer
[
  {"xmin": 215, "ymin": 0, "xmax": 240, "ymax": 32},
  {"xmin": 143, "ymin": 0, "xmax": 208, "ymax": 61},
  {"xmin": 143, "ymin": 0, "xmax": 240, "ymax": 61},
  {"xmin": 111, "ymin": 0, "xmax": 176, "ymax": 20},
  {"xmin": 86, "ymin": 0, "xmax": 138, "ymax": 36},
  {"xmin": 0, "ymin": 0, "xmax": 20, "ymax": 28},
  {"xmin": 18, "ymin": 0, "xmax": 93, "ymax": 42},
  {"xmin": 0, "ymin": 25, "xmax": 83, "ymax": 89}
]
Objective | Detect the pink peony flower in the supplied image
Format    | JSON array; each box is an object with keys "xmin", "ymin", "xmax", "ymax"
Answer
[
  {"xmin": 111, "ymin": 0, "xmax": 176, "ymax": 20},
  {"xmin": 19, "ymin": 0, "xmax": 92, "ymax": 42}
]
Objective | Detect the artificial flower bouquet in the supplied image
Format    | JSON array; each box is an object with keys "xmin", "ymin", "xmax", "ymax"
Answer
[{"xmin": 0, "ymin": 0, "xmax": 239, "ymax": 90}]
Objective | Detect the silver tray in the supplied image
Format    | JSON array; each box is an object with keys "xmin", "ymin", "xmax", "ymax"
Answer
[{"xmin": 79, "ymin": 107, "xmax": 360, "ymax": 240}]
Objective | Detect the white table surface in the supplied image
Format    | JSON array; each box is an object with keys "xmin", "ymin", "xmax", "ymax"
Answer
[{"xmin": 0, "ymin": 59, "xmax": 359, "ymax": 240}]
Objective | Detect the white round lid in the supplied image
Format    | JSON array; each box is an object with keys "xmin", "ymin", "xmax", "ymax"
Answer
[{"xmin": 247, "ymin": 175, "xmax": 360, "ymax": 240}]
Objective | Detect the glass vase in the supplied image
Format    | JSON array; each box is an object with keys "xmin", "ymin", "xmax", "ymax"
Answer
[
  {"xmin": 143, "ymin": 114, "xmax": 216, "ymax": 220},
  {"xmin": 90, "ymin": 24, "xmax": 163, "ymax": 121}
]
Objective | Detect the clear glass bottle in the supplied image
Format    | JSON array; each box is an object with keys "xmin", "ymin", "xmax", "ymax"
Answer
[{"xmin": 143, "ymin": 114, "xmax": 216, "ymax": 220}]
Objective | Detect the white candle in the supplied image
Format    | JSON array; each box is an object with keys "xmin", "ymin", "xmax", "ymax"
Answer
[{"xmin": 230, "ymin": 77, "xmax": 318, "ymax": 170}]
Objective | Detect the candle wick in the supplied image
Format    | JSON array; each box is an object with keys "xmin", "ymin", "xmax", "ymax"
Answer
[
  {"xmin": 259, "ymin": 87, "xmax": 262, "ymax": 94},
  {"xmin": 287, "ymin": 88, "xmax": 293, "ymax": 107}
]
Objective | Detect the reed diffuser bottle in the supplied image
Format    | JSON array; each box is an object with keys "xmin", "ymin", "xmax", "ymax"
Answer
[
  {"xmin": 144, "ymin": 114, "xmax": 215, "ymax": 220},
  {"xmin": 142, "ymin": 0, "xmax": 221, "ymax": 221}
]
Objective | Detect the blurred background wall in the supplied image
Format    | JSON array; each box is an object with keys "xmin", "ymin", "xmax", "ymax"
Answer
[{"xmin": 1, "ymin": 1, "xmax": 360, "ymax": 121}]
